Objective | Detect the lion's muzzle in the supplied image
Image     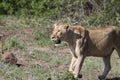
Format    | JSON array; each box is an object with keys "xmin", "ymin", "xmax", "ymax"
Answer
[
  {"xmin": 51, "ymin": 36, "xmax": 61, "ymax": 46},
  {"xmin": 51, "ymin": 38, "xmax": 61, "ymax": 44},
  {"xmin": 54, "ymin": 39, "xmax": 61, "ymax": 44}
]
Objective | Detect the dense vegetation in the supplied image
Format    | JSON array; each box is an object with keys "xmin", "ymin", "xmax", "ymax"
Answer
[{"xmin": 0, "ymin": 0, "xmax": 120, "ymax": 27}]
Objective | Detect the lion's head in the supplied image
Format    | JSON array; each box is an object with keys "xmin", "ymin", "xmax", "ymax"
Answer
[{"xmin": 51, "ymin": 23, "xmax": 70, "ymax": 46}]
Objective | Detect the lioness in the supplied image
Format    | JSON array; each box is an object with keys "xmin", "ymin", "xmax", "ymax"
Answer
[{"xmin": 51, "ymin": 23, "xmax": 120, "ymax": 79}]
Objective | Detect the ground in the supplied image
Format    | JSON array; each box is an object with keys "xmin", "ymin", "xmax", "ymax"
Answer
[{"xmin": 0, "ymin": 16, "xmax": 120, "ymax": 80}]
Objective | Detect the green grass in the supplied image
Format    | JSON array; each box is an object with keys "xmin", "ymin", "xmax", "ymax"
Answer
[
  {"xmin": 61, "ymin": 72, "xmax": 78, "ymax": 80},
  {"xmin": 8, "ymin": 36, "xmax": 24, "ymax": 49},
  {"xmin": 29, "ymin": 50, "xmax": 52, "ymax": 62},
  {"xmin": 33, "ymin": 28, "xmax": 54, "ymax": 48},
  {"xmin": 30, "ymin": 64, "xmax": 51, "ymax": 80},
  {"xmin": 29, "ymin": 50, "xmax": 70, "ymax": 65},
  {"xmin": 0, "ymin": 62, "xmax": 28, "ymax": 80}
]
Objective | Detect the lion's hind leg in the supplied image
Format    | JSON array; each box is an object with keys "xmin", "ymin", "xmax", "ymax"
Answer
[
  {"xmin": 98, "ymin": 56, "xmax": 111, "ymax": 80},
  {"xmin": 115, "ymin": 48, "xmax": 120, "ymax": 58},
  {"xmin": 115, "ymin": 28, "xmax": 120, "ymax": 57},
  {"xmin": 115, "ymin": 44, "xmax": 120, "ymax": 57}
]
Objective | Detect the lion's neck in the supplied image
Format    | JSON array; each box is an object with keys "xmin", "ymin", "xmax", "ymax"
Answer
[
  {"xmin": 63, "ymin": 26, "xmax": 86, "ymax": 46},
  {"xmin": 63, "ymin": 28, "xmax": 76, "ymax": 46}
]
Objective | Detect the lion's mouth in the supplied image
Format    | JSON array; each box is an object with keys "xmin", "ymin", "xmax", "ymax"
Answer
[
  {"xmin": 54, "ymin": 39, "xmax": 61, "ymax": 46},
  {"xmin": 55, "ymin": 39, "xmax": 61, "ymax": 44}
]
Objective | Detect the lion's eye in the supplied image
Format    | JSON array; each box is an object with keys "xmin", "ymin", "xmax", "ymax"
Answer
[{"xmin": 58, "ymin": 30, "xmax": 61, "ymax": 32}]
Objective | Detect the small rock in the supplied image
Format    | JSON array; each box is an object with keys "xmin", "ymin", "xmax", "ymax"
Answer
[{"xmin": 2, "ymin": 52, "xmax": 17, "ymax": 64}]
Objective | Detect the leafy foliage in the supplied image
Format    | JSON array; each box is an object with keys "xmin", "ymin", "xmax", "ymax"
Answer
[{"xmin": 0, "ymin": 0, "xmax": 119, "ymax": 27}]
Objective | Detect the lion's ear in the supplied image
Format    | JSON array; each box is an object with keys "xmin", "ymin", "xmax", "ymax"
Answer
[
  {"xmin": 54, "ymin": 23, "xmax": 57, "ymax": 28},
  {"xmin": 64, "ymin": 24, "xmax": 70, "ymax": 30}
]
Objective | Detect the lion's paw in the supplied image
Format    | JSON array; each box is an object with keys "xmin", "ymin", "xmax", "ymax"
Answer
[
  {"xmin": 73, "ymin": 72, "xmax": 82, "ymax": 78},
  {"xmin": 98, "ymin": 75, "xmax": 105, "ymax": 80},
  {"xmin": 78, "ymin": 74, "xmax": 82, "ymax": 78}
]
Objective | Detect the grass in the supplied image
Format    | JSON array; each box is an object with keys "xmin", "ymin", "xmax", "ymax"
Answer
[
  {"xmin": 8, "ymin": 36, "xmax": 25, "ymax": 49},
  {"xmin": 30, "ymin": 64, "xmax": 50, "ymax": 80},
  {"xmin": 29, "ymin": 50, "xmax": 52, "ymax": 62},
  {"xmin": 0, "ymin": 15, "xmax": 120, "ymax": 80},
  {"xmin": 0, "ymin": 62, "xmax": 28, "ymax": 80}
]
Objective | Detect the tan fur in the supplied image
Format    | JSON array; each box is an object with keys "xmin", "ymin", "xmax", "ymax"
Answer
[{"xmin": 51, "ymin": 23, "xmax": 120, "ymax": 79}]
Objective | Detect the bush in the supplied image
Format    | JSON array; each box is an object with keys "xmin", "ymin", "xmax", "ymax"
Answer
[
  {"xmin": 0, "ymin": 0, "xmax": 61, "ymax": 17},
  {"xmin": 0, "ymin": 0, "xmax": 120, "ymax": 27}
]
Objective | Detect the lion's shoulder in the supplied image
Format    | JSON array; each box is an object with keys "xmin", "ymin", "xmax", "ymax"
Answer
[{"xmin": 72, "ymin": 26, "xmax": 85, "ymax": 35}]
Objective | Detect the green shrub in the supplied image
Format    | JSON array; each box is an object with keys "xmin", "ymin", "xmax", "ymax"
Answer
[{"xmin": 0, "ymin": 0, "xmax": 120, "ymax": 27}]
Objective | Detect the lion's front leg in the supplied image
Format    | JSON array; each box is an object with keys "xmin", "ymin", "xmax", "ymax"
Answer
[
  {"xmin": 73, "ymin": 55, "xmax": 84, "ymax": 78},
  {"xmin": 72, "ymin": 39, "xmax": 86, "ymax": 78},
  {"xmin": 69, "ymin": 56, "xmax": 77, "ymax": 72}
]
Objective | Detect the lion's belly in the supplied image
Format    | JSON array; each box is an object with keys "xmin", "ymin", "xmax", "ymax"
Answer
[{"xmin": 85, "ymin": 47, "xmax": 113, "ymax": 57}]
